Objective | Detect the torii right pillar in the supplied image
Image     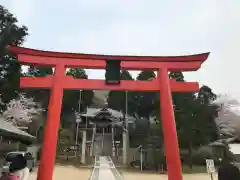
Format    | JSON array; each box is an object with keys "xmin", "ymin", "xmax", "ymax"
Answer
[{"xmin": 158, "ymin": 68, "xmax": 182, "ymax": 180}]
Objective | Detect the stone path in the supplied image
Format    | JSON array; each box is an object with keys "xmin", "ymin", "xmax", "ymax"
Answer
[{"xmin": 90, "ymin": 156, "xmax": 124, "ymax": 180}]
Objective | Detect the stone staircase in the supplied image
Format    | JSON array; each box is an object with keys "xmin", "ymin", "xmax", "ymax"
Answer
[
  {"xmin": 93, "ymin": 133, "xmax": 103, "ymax": 156},
  {"xmin": 102, "ymin": 133, "xmax": 112, "ymax": 157},
  {"xmin": 93, "ymin": 133, "xmax": 112, "ymax": 157}
]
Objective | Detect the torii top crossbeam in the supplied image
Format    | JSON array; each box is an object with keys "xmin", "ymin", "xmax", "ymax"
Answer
[
  {"xmin": 9, "ymin": 46, "xmax": 208, "ymax": 71},
  {"xmin": 9, "ymin": 46, "xmax": 209, "ymax": 92}
]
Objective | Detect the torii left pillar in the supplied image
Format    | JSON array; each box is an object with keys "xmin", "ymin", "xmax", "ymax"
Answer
[{"xmin": 37, "ymin": 64, "xmax": 65, "ymax": 180}]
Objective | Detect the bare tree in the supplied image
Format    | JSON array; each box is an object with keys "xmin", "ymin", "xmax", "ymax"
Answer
[{"xmin": 2, "ymin": 93, "xmax": 44, "ymax": 126}]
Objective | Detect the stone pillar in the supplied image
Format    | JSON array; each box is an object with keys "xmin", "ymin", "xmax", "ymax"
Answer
[
  {"xmin": 122, "ymin": 131, "xmax": 128, "ymax": 165},
  {"xmin": 90, "ymin": 126, "xmax": 95, "ymax": 157},
  {"xmin": 112, "ymin": 125, "xmax": 115, "ymax": 157},
  {"xmin": 81, "ymin": 130, "xmax": 87, "ymax": 164}
]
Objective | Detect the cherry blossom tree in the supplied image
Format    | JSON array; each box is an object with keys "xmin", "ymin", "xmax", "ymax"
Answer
[
  {"xmin": 214, "ymin": 94, "xmax": 240, "ymax": 136},
  {"xmin": 2, "ymin": 93, "xmax": 44, "ymax": 126}
]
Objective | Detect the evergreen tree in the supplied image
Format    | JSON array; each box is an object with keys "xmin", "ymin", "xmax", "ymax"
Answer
[{"xmin": 0, "ymin": 5, "xmax": 28, "ymax": 111}]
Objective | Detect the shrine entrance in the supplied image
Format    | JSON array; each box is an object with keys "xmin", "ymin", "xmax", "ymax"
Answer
[
  {"xmin": 9, "ymin": 46, "xmax": 209, "ymax": 180},
  {"xmin": 96, "ymin": 124, "xmax": 112, "ymax": 134}
]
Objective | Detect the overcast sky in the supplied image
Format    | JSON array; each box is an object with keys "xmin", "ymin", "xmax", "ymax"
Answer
[{"xmin": 2, "ymin": 0, "xmax": 239, "ymax": 99}]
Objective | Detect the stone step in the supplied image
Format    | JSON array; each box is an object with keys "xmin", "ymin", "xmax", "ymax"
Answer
[{"xmin": 90, "ymin": 156, "xmax": 124, "ymax": 180}]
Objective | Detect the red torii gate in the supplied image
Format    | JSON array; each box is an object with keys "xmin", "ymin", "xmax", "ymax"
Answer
[{"xmin": 9, "ymin": 46, "xmax": 209, "ymax": 180}]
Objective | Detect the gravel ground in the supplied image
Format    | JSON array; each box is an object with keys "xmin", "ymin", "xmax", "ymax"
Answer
[
  {"xmin": 28, "ymin": 166, "xmax": 217, "ymax": 180},
  {"xmin": 122, "ymin": 172, "xmax": 218, "ymax": 180},
  {"xmin": 28, "ymin": 165, "xmax": 92, "ymax": 180}
]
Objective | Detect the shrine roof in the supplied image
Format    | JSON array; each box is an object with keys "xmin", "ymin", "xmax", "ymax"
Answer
[
  {"xmin": 9, "ymin": 46, "xmax": 209, "ymax": 63},
  {"xmin": 0, "ymin": 118, "xmax": 35, "ymax": 143},
  {"xmin": 80, "ymin": 107, "xmax": 136, "ymax": 122}
]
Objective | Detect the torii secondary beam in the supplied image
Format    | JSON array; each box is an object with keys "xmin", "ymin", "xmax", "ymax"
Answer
[{"xmin": 20, "ymin": 76, "xmax": 199, "ymax": 92}]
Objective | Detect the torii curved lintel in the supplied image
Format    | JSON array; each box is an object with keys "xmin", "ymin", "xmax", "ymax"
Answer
[{"xmin": 8, "ymin": 46, "xmax": 210, "ymax": 63}]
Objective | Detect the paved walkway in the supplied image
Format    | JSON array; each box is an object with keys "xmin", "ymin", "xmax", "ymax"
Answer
[{"xmin": 90, "ymin": 156, "xmax": 124, "ymax": 180}]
